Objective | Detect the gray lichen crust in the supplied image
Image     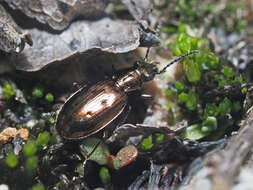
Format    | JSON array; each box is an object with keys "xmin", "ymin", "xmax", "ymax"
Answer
[
  {"xmin": 3, "ymin": 0, "xmax": 109, "ymax": 30},
  {"xmin": 0, "ymin": 5, "xmax": 33, "ymax": 53}
]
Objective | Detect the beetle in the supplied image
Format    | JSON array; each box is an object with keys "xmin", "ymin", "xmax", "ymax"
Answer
[{"xmin": 56, "ymin": 50, "xmax": 199, "ymax": 140}]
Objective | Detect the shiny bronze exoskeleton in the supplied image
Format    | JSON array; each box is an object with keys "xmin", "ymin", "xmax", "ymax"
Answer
[{"xmin": 56, "ymin": 50, "xmax": 199, "ymax": 140}]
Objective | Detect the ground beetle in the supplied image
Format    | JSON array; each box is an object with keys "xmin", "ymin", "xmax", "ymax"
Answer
[{"xmin": 56, "ymin": 50, "xmax": 199, "ymax": 140}]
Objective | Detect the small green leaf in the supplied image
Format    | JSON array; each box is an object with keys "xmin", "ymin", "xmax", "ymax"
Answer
[
  {"xmin": 186, "ymin": 90, "xmax": 198, "ymax": 110},
  {"xmin": 32, "ymin": 86, "xmax": 44, "ymax": 98},
  {"xmin": 166, "ymin": 101, "xmax": 172, "ymax": 110},
  {"xmin": 5, "ymin": 152, "xmax": 18, "ymax": 168},
  {"xmin": 25, "ymin": 156, "xmax": 38, "ymax": 172},
  {"xmin": 183, "ymin": 58, "xmax": 202, "ymax": 83},
  {"xmin": 172, "ymin": 44, "xmax": 182, "ymax": 56},
  {"xmin": 140, "ymin": 135, "xmax": 153, "ymax": 150},
  {"xmin": 182, "ymin": 124, "xmax": 208, "ymax": 140},
  {"xmin": 175, "ymin": 81, "xmax": 185, "ymax": 91},
  {"xmin": 241, "ymin": 87, "xmax": 247, "ymax": 94},
  {"xmin": 233, "ymin": 75, "xmax": 243, "ymax": 84},
  {"xmin": 178, "ymin": 92, "xmax": 188, "ymax": 103},
  {"xmin": 32, "ymin": 184, "xmax": 45, "ymax": 190},
  {"xmin": 155, "ymin": 133, "xmax": 165, "ymax": 144},
  {"xmin": 204, "ymin": 103, "xmax": 219, "ymax": 118},
  {"xmin": 165, "ymin": 89, "xmax": 175, "ymax": 97},
  {"xmin": 218, "ymin": 97, "xmax": 232, "ymax": 116},
  {"xmin": 48, "ymin": 117, "xmax": 55, "ymax": 124},
  {"xmin": 178, "ymin": 23, "xmax": 187, "ymax": 33},
  {"xmin": 196, "ymin": 50, "xmax": 219, "ymax": 69},
  {"xmin": 2, "ymin": 81, "xmax": 15, "ymax": 99},
  {"xmin": 201, "ymin": 116, "xmax": 217, "ymax": 132},
  {"xmin": 99, "ymin": 167, "xmax": 111, "ymax": 184},
  {"xmin": 45, "ymin": 93, "xmax": 54, "ymax": 102},
  {"xmin": 223, "ymin": 66, "xmax": 234, "ymax": 78},
  {"xmin": 80, "ymin": 138, "xmax": 110, "ymax": 165},
  {"xmin": 24, "ymin": 140, "xmax": 37, "ymax": 156},
  {"xmin": 112, "ymin": 158, "xmax": 120, "ymax": 170},
  {"xmin": 36, "ymin": 131, "xmax": 50, "ymax": 147}
]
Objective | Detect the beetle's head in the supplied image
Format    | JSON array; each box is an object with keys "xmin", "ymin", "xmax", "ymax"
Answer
[
  {"xmin": 138, "ymin": 50, "xmax": 200, "ymax": 82},
  {"xmin": 137, "ymin": 61, "xmax": 159, "ymax": 82}
]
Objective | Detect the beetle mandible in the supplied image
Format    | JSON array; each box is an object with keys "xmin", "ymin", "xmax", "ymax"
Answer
[{"xmin": 56, "ymin": 50, "xmax": 199, "ymax": 140}]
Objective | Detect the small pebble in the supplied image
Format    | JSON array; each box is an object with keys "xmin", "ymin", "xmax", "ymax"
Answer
[{"xmin": 0, "ymin": 184, "xmax": 9, "ymax": 190}]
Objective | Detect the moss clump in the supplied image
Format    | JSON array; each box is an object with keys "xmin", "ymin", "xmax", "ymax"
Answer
[
  {"xmin": 140, "ymin": 135, "xmax": 153, "ymax": 150},
  {"xmin": 32, "ymin": 184, "xmax": 45, "ymax": 190},
  {"xmin": 36, "ymin": 131, "xmax": 51, "ymax": 147},
  {"xmin": 155, "ymin": 133, "xmax": 165, "ymax": 144},
  {"xmin": 166, "ymin": 32, "xmax": 245, "ymax": 140},
  {"xmin": 5, "ymin": 152, "xmax": 18, "ymax": 168},
  {"xmin": 25, "ymin": 156, "xmax": 38, "ymax": 172},
  {"xmin": 175, "ymin": 81, "xmax": 185, "ymax": 91},
  {"xmin": 32, "ymin": 86, "xmax": 43, "ymax": 98},
  {"xmin": 185, "ymin": 90, "xmax": 198, "ymax": 111},
  {"xmin": 99, "ymin": 167, "xmax": 111, "ymax": 184},
  {"xmin": 24, "ymin": 140, "xmax": 37, "ymax": 156},
  {"xmin": 45, "ymin": 93, "xmax": 54, "ymax": 102},
  {"xmin": 2, "ymin": 81, "xmax": 15, "ymax": 99},
  {"xmin": 178, "ymin": 92, "xmax": 188, "ymax": 103}
]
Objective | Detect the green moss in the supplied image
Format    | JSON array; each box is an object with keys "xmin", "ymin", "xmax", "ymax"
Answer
[
  {"xmin": 233, "ymin": 75, "xmax": 243, "ymax": 84},
  {"xmin": 155, "ymin": 133, "xmax": 165, "ymax": 144},
  {"xmin": 24, "ymin": 140, "xmax": 37, "ymax": 156},
  {"xmin": 112, "ymin": 159, "xmax": 120, "ymax": 170},
  {"xmin": 186, "ymin": 90, "xmax": 198, "ymax": 110},
  {"xmin": 204, "ymin": 103, "xmax": 219, "ymax": 118},
  {"xmin": 201, "ymin": 116, "xmax": 217, "ymax": 133},
  {"xmin": 2, "ymin": 81, "xmax": 15, "ymax": 99},
  {"xmin": 196, "ymin": 50, "xmax": 219, "ymax": 69},
  {"xmin": 165, "ymin": 89, "xmax": 175, "ymax": 97},
  {"xmin": 45, "ymin": 93, "xmax": 54, "ymax": 102},
  {"xmin": 241, "ymin": 87, "xmax": 247, "ymax": 94},
  {"xmin": 218, "ymin": 97, "xmax": 232, "ymax": 116},
  {"xmin": 166, "ymin": 101, "xmax": 172, "ymax": 110},
  {"xmin": 223, "ymin": 66, "xmax": 234, "ymax": 78},
  {"xmin": 161, "ymin": 26, "xmax": 177, "ymax": 34},
  {"xmin": 36, "ymin": 131, "xmax": 50, "ymax": 147},
  {"xmin": 48, "ymin": 117, "xmax": 55, "ymax": 124},
  {"xmin": 5, "ymin": 152, "xmax": 18, "ymax": 168},
  {"xmin": 32, "ymin": 184, "xmax": 45, "ymax": 190},
  {"xmin": 178, "ymin": 92, "xmax": 188, "ymax": 103},
  {"xmin": 99, "ymin": 167, "xmax": 111, "ymax": 184},
  {"xmin": 178, "ymin": 23, "xmax": 187, "ymax": 33},
  {"xmin": 182, "ymin": 124, "xmax": 208, "ymax": 140},
  {"xmin": 25, "ymin": 156, "xmax": 38, "ymax": 172},
  {"xmin": 175, "ymin": 81, "xmax": 185, "ymax": 91},
  {"xmin": 140, "ymin": 135, "xmax": 153, "ymax": 150},
  {"xmin": 32, "ymin": 86, "xmax": 43, "ymax": 98},
  {"xmin": 172, "ymin": 33, "xmax": 201, "ymax": 56},
  {"xmin": 183, "ymin": 58, "xmax": 202, "ymax": 83},
  {"xmin": 236, "ymin": 20, "xmax": 246, "ymax": 31}
]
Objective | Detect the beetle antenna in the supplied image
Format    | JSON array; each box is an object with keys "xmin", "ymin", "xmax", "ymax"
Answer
[
  {"xmin": 144, "ymin": 47, "xmax": 151, "ymax": 62},
  {"xmin": 158, "ymin": 50, "xmax": 199, "ymax": 74}
]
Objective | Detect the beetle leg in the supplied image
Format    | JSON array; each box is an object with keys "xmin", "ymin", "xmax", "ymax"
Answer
[
  {"xmin": 119, "ymin": 105, "xmax": 132, "ymax": 126},
  {"xmin": 111, "ymin": 64, "xmax": 117, "ymax": 73},
  {"xmin": 71, "ymin": 81, "xmax": 88, "ymax": 92},
  {"xmin": 82, "ymin": 139, "xmax": 102, "ymax": 167}
]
